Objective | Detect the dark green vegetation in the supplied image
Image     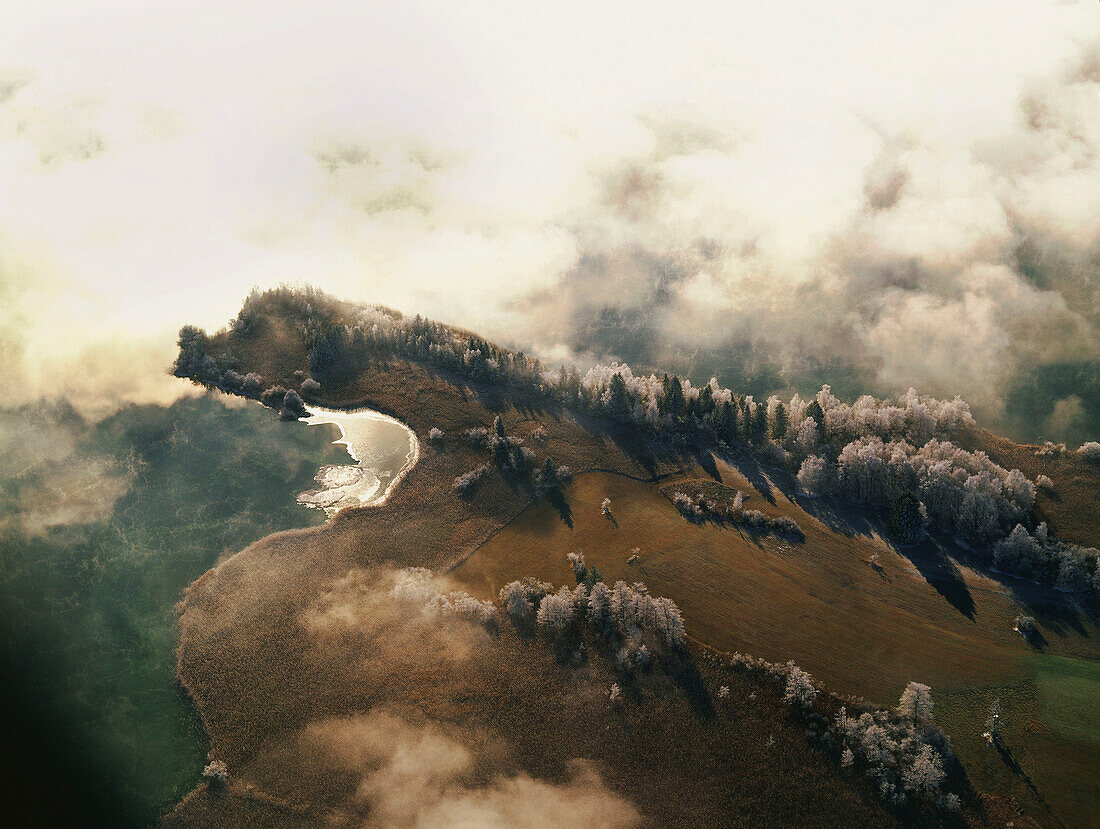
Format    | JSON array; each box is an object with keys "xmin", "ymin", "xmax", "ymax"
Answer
[{"xmin": 0, "ymin": 395, "xmax": 344, "ymax": 827}]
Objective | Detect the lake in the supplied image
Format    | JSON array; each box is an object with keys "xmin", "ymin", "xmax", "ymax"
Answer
[{"xmin": 297, "ymin": 407, "xmax": 419, "ymax": 515}]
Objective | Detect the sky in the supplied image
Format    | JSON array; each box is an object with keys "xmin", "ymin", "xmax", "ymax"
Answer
[{"xmin": 1, "ymin": 1, "xmax": 1098, "ymax": 439}]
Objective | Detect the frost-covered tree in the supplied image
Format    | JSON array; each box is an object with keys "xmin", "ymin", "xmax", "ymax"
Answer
[
  {"xmin": 454, "ymin": 463, "xmax": 491, "ymax": 496},
  {"xmin": 901, "ymin": 744, "xmax": 946, "ymax": 800},
  {"xmin": 567, "ymin": 551, "xmax": 587, "ymax": 582},
  {"xmin": 609, "ymin": 683, "xmax": 623, "ymax": 704},
  {"xmin": 203, "ymin": 759, "xmax": 229, "ymax": 786},
  {"xmin": 1078, "ymin": 441, "xmax": 1100, "ymax": 462},
  {"xmin": 535, "ymin": 457, "xmax": 571, "ymax": 495},
  {"xmin": 784, "ymin": 663, "xmax": 817, "ymax": 709},
  {"xmin": 797, "ymin": 455, "xmax": 832, "ymax": 495},
  {"xmin": 586, "ymin": 581, "xmax": 614, "ymax": 635},
  {"xmin": 428, "ymin": 427, "xmax": 445, "ymax": 443},
  {"xmin": 992, "ymin": 523, "xmax": 1099, "ymax": 593},
  {"xmin": 536, "ymin": 588, "xmax": 576, "ymax": 636},
  {"xmin": 500, "ymin": 581, "xmax": 534, "ymax": 621},
  {"xmin": 653, "ymin": 596, "xmax": 686, "ymax": 648},
  {"xmin": 897, "ymin": 682, "xmax": 934, "ymax": 721}
]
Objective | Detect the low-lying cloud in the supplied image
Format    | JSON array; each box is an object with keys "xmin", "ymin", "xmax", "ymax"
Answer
[
  {"xmin": 305, "ymin": 711, "xmax": 639, "ymax": 829},
  {"xmin": 0, "ymin": 402, "xmax": 132, "ymax": 534},
  {"xmin": 1, "ymin": 2, "xmax": 1097, "ymax": 441}
]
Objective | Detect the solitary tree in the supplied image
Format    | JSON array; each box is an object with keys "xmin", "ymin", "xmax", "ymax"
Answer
[{"xmin": 203, "ymin": 760, "xmax": 229, "ymax": 786}]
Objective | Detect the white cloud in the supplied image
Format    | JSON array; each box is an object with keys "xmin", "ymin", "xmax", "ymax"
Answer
[{"xmin": 0, "ymin": 1, "xmax": 1097, "ymax": 428}]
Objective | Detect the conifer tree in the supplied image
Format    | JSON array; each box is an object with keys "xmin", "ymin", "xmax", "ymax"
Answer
[
  {"xmin": 608, "ymin": 372, "xmax": 631, "ymax": 421},
  {"xmin": 770, "ymin": 401, "xmax": 789, "ymax": 440}
]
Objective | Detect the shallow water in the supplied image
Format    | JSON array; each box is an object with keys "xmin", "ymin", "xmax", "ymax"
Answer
[{"xmin": 297, "ymin": 407, "xmax": 419, "ymax": 515}]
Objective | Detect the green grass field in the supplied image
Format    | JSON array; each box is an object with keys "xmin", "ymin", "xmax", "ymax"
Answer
[{"xmin": 0, "ymin": 394, "xmax": 345, "ymax": 827}]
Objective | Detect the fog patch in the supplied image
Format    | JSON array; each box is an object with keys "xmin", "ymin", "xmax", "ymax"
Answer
[
  {"xmin": 304, "ymin": 710, "xmax": 639, "ymax": 829},
  {"xmin": 301, "ymin": 567, "xmax": 493, "ymax": 667},
  {"xmin": 0, "ymin": 402, "xmax": 132, "ymax": 534}
]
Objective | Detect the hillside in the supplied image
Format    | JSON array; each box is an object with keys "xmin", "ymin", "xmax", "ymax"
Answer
[{"xmin": 165, "ymin": 288, "xmax": 1099, "ymax": 828}]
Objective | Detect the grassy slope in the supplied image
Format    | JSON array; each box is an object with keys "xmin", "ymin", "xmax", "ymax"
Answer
[
  {"xmin": 451, "ymin": 457, "xmax": 1100, "ymax": 827},
  {"xmin": 166, "ymin": 301, "xmax": 1095, "ymax": 827},
  {"xmin": 164, "ymin": 312, "xmax": 975, "ymax": 828}
]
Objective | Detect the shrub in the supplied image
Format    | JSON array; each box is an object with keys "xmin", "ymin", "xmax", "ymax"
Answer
[
  {"xmin": 260, "ymin": 385, "xmax": 287, "ymax": 410},
  {"xmin": 240, "ymin": 372, "xmax": 264, "ymax": 398},
  {"xmin": 281, "ymin": 390, "xmax": 307, "ymax": 419},
  {"xmin": 1078, "ymin": 441, "xmax": 1100, "ymax": 462},
  {"xmin": 203, "ymin": 760, "xmax": 228, "ymax": 786},
  {"xmin": 428, "ymin": 427, "xmax": 445, "ymax": 444},
  {"xmin": 453, "ymin": 463, "xmax": 492, "ymax": 497},
  {"xmin": 1014, "ymin": 615, "xmax": 1036, "ymax": 636}
]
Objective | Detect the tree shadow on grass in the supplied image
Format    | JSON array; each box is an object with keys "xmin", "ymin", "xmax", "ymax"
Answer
[
  {"xmin": 894, "ymin": 536, "xmax": 976, "ymax": 621},
  {"xmin": 945, "ymin": 542, "xmax": 1099, "ymax": 638},
  {"xmin": 719, "ymin": 450, "xmax": 777, "ymax": 505},
  {"xmin": 667, "ymin": 652, "xmax": 715, "ymax": 720},
  {"xmin": 789, "ymin": 493, "xmax": 880, "ymax": 540},
  {"xmin": 545, "ymin": 489, "xmax": 574, "ymax": 529},
  {"xmin": 1003, "ymin": 581, "xmax": 1095, "ymax": 639},
  {"xmin": 992, "ymin": 738, "xmax": 1061, "ymax": 824},
  {"xmin": 1019, "ymin": 628, "xmax": 1049, "ymax": 652},
  {"xmin": 695, "ymin": 448, "xmax": 721, "ymax": 482}
]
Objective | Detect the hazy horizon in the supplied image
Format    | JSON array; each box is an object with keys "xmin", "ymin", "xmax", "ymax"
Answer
[{"xmin": 2, "ymin": 1, "xmax": 1099, "ymax": 442}]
